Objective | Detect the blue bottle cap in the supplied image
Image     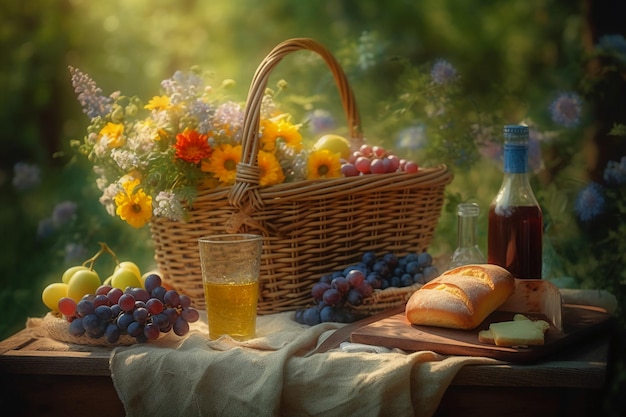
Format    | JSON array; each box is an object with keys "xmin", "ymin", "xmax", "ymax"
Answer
[{"xmin": 503, "ymin": 125, "xmax": 529, "ymax": 143}]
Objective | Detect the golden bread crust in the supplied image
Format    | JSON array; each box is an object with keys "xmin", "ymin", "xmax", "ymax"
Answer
[{"xmin": 405, "ymin": 264, "xmax": 515, "ymax": 330}]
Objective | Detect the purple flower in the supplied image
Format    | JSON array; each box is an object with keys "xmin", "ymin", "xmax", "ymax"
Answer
[
  {"xmin": 575, "ymin": 182, "xmax": 606, "ymax": 222},
  {"xmin": 306, "ymin": 109, "xmax": 336, "ymax": 136},
  {"xmin": 52, "ymin": 201, "xmax": 78, "ymax": 225},
  {"xmin": 430, "ymin": 59, "xmax": 457, "ymax": 85},
  {"xmin": 12, "ymin": 162, "xmax": 40, "ymax": 190},
  {"xmin": 549, "ymin": 92, "xmax": 583, "ymax": 128},
  {"xmin": 603, "ymin": 156, "xmax": 626, "ymax": 185},
  {"xmin": 64, "ymin": 242, "xmax": 88, "ymax": 264},
  {"xmin": 69, "ymin": 66, "xmax": 112, "ymax": 119}
]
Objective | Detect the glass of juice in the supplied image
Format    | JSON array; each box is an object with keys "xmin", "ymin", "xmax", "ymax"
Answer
[{"xmin": 198, "ymin": 234, "xmax": 262, "ymax": 341}]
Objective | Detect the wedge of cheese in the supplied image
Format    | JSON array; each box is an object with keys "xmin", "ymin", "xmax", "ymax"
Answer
[{"xmin": 478, "ymin": 314, "xmax": 550, "ymax": 347}]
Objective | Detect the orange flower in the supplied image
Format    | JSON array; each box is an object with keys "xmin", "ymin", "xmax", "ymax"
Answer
[{"xmin": 174, "ymin": 128, "xmax": 212, "ymax": 164}]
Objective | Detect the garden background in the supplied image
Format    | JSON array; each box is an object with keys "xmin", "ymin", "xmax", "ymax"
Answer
[{"xmin": 1, "ymin": 0, "xmax": 625, "ymax": 413}]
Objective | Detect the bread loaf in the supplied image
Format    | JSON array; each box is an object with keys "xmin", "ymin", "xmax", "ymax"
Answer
[{"xmin": 405, "ymin": 264, "xmax": 515, "ymax": 330}]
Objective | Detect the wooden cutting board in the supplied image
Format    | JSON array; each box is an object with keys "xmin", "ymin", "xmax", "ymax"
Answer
[{"xmin": 350, "ymin": 304, "xmax": 614, "ymax": 362}]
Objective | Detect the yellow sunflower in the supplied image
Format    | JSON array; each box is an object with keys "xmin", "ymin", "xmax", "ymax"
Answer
[
  {"xmin": 144, "ymin": 95, "xmax": 170, "ymax": 111},
  {"xmin": 275, "ymin": 119, "xmax": 303, "ymax": 152},
  {"xmin": 114, "ymin": 179, "xmax": 153, "ymax": 228},
  {"xmin": 307, "ymin": 149, "xmax": 342, "ymax": 180},
  {"xmin": 259, "ymin": 119, "xmax": 279, "ymax": 151},
  {"xmin": 201, "ymin": 144, "xmax": 242, "ymax": 185},
  {"xmin": 99, "ymin": 122, "xmax": 125, "ymax": 148},
  {"xmin": 257, "ymin": 150, "xmax": 285, "ymax": 187}
]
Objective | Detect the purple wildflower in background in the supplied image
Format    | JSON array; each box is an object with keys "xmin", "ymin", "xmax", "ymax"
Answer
[
  {"xmin": 64, "ymin": 242, "xmax": 88, "ymax": 264},
  {"xmin": 574, "ymin": 182, "xmax": 606, "ymax": 222},
  {"xmin": 549, "ymin": 92, "xmax": 583, "ymax": 128},
  {"xmin": 12, "ymin": 162, "xmax": 40, "ymax": 190},
  {"xmin": 430, "ymin": 59, "xmax": 457, "ymax": 85},
  {"xmin": 307, "ymin": 109, "xmax": 336, "ymax": 135},
  {"xmin": 52, "ymin": 201, "xmax": 78, "ymax": 225},
  {"xmin": 69, "ymin": 66, "xmax": 112, "ymax": 119},
  {"xmin": 161, "ymin": 70, "xmax": 204, "ymax": 103},
  {"xmin": 603, "ymin": 156, "xmax": 626, "ymax": 186}
]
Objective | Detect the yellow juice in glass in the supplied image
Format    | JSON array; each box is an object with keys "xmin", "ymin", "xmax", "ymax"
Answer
[{"xmin": 204, "ymin": 280, "xmax": 258, "ymax": 340}]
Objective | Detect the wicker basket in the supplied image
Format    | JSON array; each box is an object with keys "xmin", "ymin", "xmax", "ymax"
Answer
[{"xmin": 150, "ymin": 38, "xmax": 453, "ymax": 315}]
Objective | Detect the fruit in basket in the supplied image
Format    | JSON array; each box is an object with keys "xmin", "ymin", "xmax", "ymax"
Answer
[
  {"xmin": 42, "ymin": 282, "xmax": 69, "ymax": 312},
  {"xmin": 312, "ymin": 134, "xmax": 352, "ymax": 160},
  {"xmin": 342, "ymin": 144, "xmax": 420, "ymax": 176},
  {"xmin": 294, "ymin": 250, "xmax": 438, "ymax": 325},
  {"xmin": 67, "ymin": 269, "xmax": 101, "ymax": 302}
]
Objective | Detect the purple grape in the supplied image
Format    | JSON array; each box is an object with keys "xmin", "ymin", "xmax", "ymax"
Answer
[
  {"xmin": 116, "ymin": 313, "xmax": 134, "ymax": 333},
  {"xmin": 146, "ymin": 298, "xmax": 164, "ymax": 315},
  {"xmin": 127, "ymin": 287, "xmax": 150, "ymax": 303},
  {"xmin": 331, "ymin": 277, "xmax": 350, "ymax": 294},
  {"xmin": 143, "ymin": 274, "xmax": 162, "ymax": 293},
  {"xmin": 181, "ymin": 307, "xmax": 200, "ymax": 323},
  {"xmin": 361, "ymin": 251, "xmax": 377, "ymax": 266},
  {"xmin": 383, "ymin": 253, "xmax": 398, "ymax": 268},
  {"xmin": 320, "ymin": 305, "xmax": 339, "ymax": 322},
  {"xmin": 423, "ymin": 266, "xmax": 439, "ymax": 281},
  {"xmin": 127, "ymin": 321, "xmax": 144, "ymax": 338},
  {"xmin": 104, "ymin": 323, "xmax": 120, "ymax": 344},
  {"xmin": 302, "ymin": 308, "xmax": 321, "ymax": 326},
  {"xmin": 151, "ymin": 286, "xmax": 167, "ymax": 302},
  {"xmin": 96, "ymin": 285, "xmax": 113, "ymax": 296},
  {"xmin": 372, "ymin": 261, "xmax": 390, "ymax": 278},
  {"xmin": 179, "ymin": 294, "xmax": 191, "ymax": 308},
  {"xmin": 356, "ymin": 282, "xmax": 373, "ymax": 297},
  {"xmin": 346, "ymin": 288, "xmax": 363, "ymax": 306},
  {"xmin": 311, "ymin": 282, "xmax": 331, "ymax": 301},
  {"xmin": 322, "ymin": 288, "xmax": 342, "ymax": 306},
  {"xmin": 95, "ymin": 305, "xmax": 113, "ymax": 321},
  {"xmin": 118, "ymin": 293, "xmax": 136, "ymax": 312},
  {"xmin": 107, "ymin": 287, "xmax": 123, "ymax": 304},
  {"xmin": 93, "ymin": 294, "xmax": 110, "ymax": 308},
  {"xmin": 76, "ymin": 299, "xmax": 95, "ymax": 317},
  {"xmin": 144, "ymin": 323, "xmax": 160, "ymax": 341},
  {"xmin": 318, "ymin": 274, "xmax": 333, "ymax": 285},
  {"xmin": 133, "ymin": 307, "xmax": 149, "ymax": 324},
  {"xmin": 345, "ymin": 270, "xmax": 365, "ymax": 287},
  {"xmin": 405, "ymin": 261, "xmax": 421, "ymax": 275},
  {"xmin": 164, "ymin": 290, "xmax": 181, "ymax": 307},
  {"xmin": 82, "ymin": 314, "xmax": 100, "ymax": 332},
  {"xmin": 68, "ymin": 317, "xmax": 85, "ymax": 336},
  {"xmin": 417, "ymin": 252, "xmax": 432, "ymax": 267},
  {"xmin": 173, "ymin": 317, "xmax": 189, "ymax": 336}
]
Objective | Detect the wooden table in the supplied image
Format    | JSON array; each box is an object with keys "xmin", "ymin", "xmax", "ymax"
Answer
[{"xmin": 0, "ymin": 319, "xmax": 616, "ymax": 417}]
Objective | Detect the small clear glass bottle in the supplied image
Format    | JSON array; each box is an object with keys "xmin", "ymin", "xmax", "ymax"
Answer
[{"xmin": 449, "ymin": 202, "xmax": 486, "ymax": 268}]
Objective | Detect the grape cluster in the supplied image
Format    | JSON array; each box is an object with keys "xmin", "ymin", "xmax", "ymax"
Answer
[
  {"xmin": 341, "ymin": 144, "xmax": 419, "ymax": 177},
  {"xmin": 57, "ymin": 273, "xmax": 200, "ymax": 344},
  {"xmin": 295, "ymin": 251, "xmax": 438, "ymax": 326}
]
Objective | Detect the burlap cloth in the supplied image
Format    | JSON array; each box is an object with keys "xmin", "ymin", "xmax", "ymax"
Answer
[{"xmin": 107, "ymin": 311, "xmax": 496, "ymax": 417}]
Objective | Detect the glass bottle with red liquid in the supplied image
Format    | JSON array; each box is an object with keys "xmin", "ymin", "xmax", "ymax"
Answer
[{"xmin": 488, "ymin": 125, "xmax": 543, "ymax": 279}]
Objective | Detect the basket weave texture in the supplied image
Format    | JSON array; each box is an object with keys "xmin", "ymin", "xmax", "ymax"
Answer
[{"xmin": 150, "ymin": 38, "xmax": 453, "ymax": 315}]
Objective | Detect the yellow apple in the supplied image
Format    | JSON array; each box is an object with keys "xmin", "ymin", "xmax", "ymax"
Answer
[{"xmin": 111, "ymin": 268, "xmax": 143, "ymax": 290}]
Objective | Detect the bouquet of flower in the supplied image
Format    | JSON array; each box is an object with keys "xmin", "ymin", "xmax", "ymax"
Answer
[{"xmin": 69, "ymin": 67, "xmax": 349, "ymax": 228}]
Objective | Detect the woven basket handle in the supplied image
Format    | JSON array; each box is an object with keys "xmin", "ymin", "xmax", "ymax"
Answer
[{"xmin": 228, "ymin": 38, "xmax": 363, "ymax": 210}]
